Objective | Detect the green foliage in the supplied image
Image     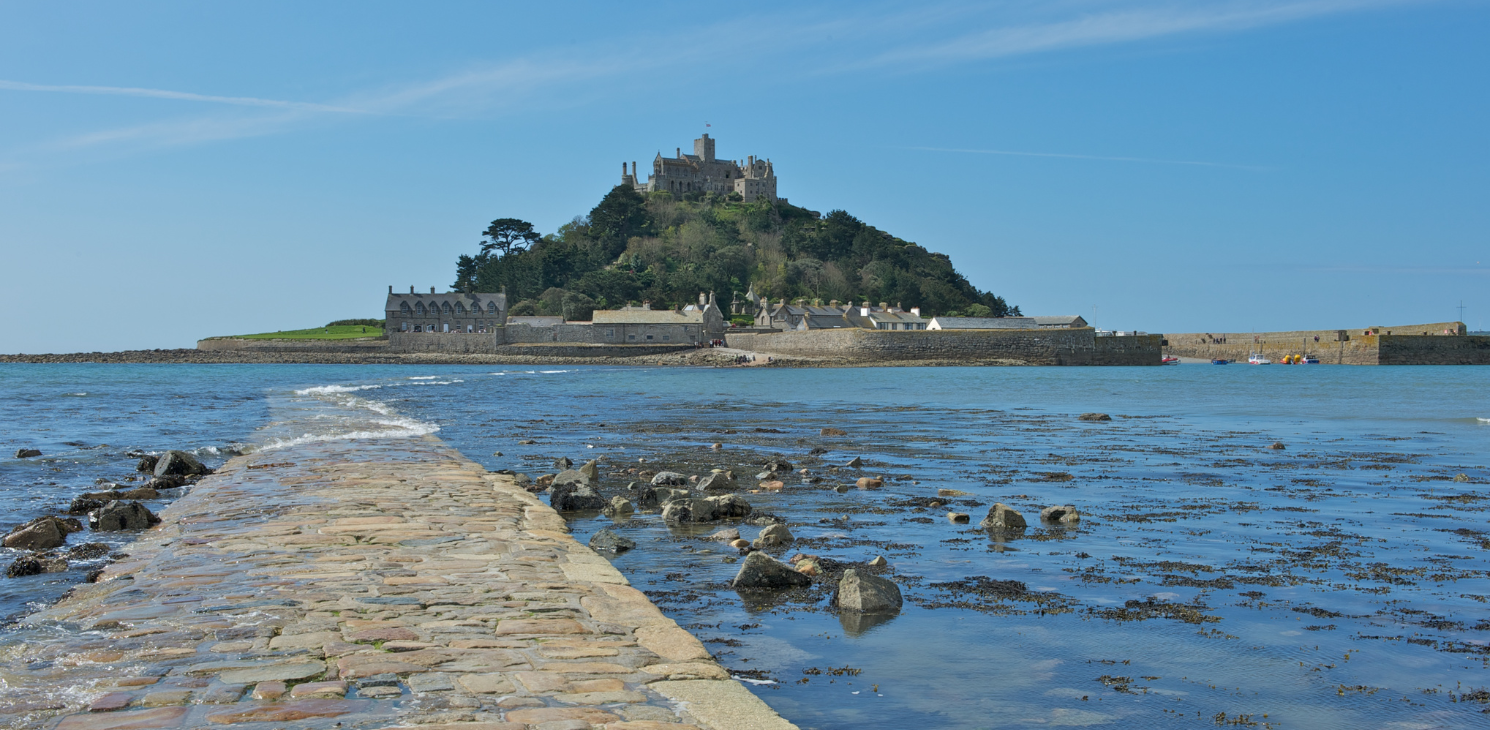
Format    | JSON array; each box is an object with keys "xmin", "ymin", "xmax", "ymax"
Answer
[
  {"xmin": 457, "ymin": 186, "xmax": 1016, "ymax": 318},
  {"xmin": 326, "ymin": 319, "xmax": 385, "ymax": 328},
  {"xmin": 226, "ymin": 325, "xmax": 385, "ymax": 341}
]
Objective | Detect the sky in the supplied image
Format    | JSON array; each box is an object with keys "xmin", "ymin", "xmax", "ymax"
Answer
[{"xmin": 1, "ymin": 0, "xmax": 1487, "ymax": 353}]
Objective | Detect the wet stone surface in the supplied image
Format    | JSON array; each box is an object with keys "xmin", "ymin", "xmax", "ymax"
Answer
[{"xmin": 0, "ymin": 430, "xmax": 772, "ymax": 729}]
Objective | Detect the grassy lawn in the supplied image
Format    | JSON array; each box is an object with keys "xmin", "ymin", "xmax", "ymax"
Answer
[{"xmin": 221, "ymin": 325, "xmax": 387, "ymax": 340}]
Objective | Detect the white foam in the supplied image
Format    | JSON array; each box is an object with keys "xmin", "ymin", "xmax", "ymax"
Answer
[
  {"xmin": 408, "ymin": 376, "xmax": 440, "ymax": 380},
  {"xmin": 539, "ymin": 370, "xmax": 572, "ymax": 374},
  {"xmin": 61, "ymin": 392, "xmax": 88, "ymax": 396},
  {"xmin": 1478, "ymin": 417, "xmax": 1490, "ymax": 424},
  {"xmin": 733, "ymin": 676, "xmax": 777, "ymax": 685},
  {"xmin": 257, "ymin": 418, "xmax": 440, "ymax": 452},
  {"xmin": 294, "ymin": 384, "xmax": 382, "ymax": 395}
]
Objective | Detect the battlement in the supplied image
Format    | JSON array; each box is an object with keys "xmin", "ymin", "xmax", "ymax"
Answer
[{"xmin": 622, "ymin": 133, "xmax": 778, "ymax": 202}]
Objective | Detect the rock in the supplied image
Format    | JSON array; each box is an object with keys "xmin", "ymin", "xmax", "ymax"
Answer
[
  {"xmin": 146, "ymin": 475, "xmax": 187, "ymax": 490},
  {"xmin": 711, "ymin": 442, "xmax": 723, "ymax": 450},
  {"xmin": 491, "ymin": 451, "xmax": 502, "ymax": 457},
  {"xmin": 758, "ymin": 480, "xmax": 785, "ymax": 491},
  {"xmin": 868, "ymin": 555, "xmax": 887, "ymax": 567},
  {"xmin": 67, "ymin": 542, "xmax": 110, "ymax": 560},
  {"xmin": 518, "ymin": 439, "xmax": 537, "ymax": 444},
  {"xmin": 1268, "ymin": 442, "xmax": 1286, "ymax": 450},
  {"xmin": 550, "ymin": 483, "xmax": 606, "ymax": 512},
  {"xmin": 512, "ymin": 472, "xmax": 533, "ymax": 487},
  {"xmin": 6, "ymin": 557, "xmax": 44, "ymax": 577},
  {"xmin": 601, "ymin": 496, "xmax": 634, "ymax": 517},
  {"xmin": 732, "ymin": 551, "xmax": 812, "ymax": 589},
  {"xmin": 554, "ymin": 456, "xmax": 573, "ymax": 469},
  {"xmin": 754, "ymin": 471, "xmax": 776, "ymax": 480},
  {"xmin": 14, "ymin": 448, "xmax": 42, "ymax": 459},
  {"xmin": 627, "ymin": 484, "xmax": 659, "ymax": 508},
  {"xmin": 90, "ymin": 501, "xmax": 162, "ymax": 531},
  {"xmin": 979, "ymin": 503, "xmax": 1028, "ymax": 531},
  {"xmin": 654, "ymin": 487, "xmax": 690, "ymax": 505},
  {"xmin": 67, "ymin": 496, "xmax": 106, "ymax": 516},
  {"xmin": 588, "ymin": 528, "xmax": 636, "ymax": 553},
  {"xmin": 1040, "ymin": 505, "xmax": 1081, "ymax": 524},
  {"xmin": 661, "ymin": 494, "xmax": 752, "ymax": 524},
  {"xmin": 651, "ymin": 471, "xmax": 688, "ymax": 486},
  {"xmin": 1078, "ymin": 413, "xmax": 1112, "ymax": 422},
  {"xmin": 947, "ymin": 512, "xmax": 970, "ymax": 523},
  {"xmin": 697, "ymin": 471, "xmax": 737, "ymax": 491},
  {"xmin": 752, "ymin": 523, "xmax": 794, "ymax": 549},
  {"xmin": 578, "ymin": 459, "xmax": 600, "ymax": 483},
  {"xmin": 135, "ymin": 454, "xmax": 159, "ymax": 472},
  {"xmin": 844, "ymin": 456, "xmax": 863, "ymax": 468},
  {"xmin": 796, "ymin": 560, "xmax": 820, "ymax": 576},
  {"xmin": 113, "ymin": 486, "xmax": 161, "ymax": 500},
  {"xmin": 856, "ymin": 477, "xmax": 883, "ymax": 489},
  {"xmin": 821, "ymin": 427, "xmax": 848, "ymax": 436},
  {"xmin": 938, "ymin": 488, "xmax": 970, "ymax": 497},
  {"xmin": 4, "ymin": 516, "xmax": 81, "ymax": 550},
  {"xmin": 536, "ymin": 474, "xmax": 556, "ymax": 489},
  {"xmin": 833, "ymin": 569, "xmax": 903, "ymax": 614},
  {"xmin": 1453, "ymin": 473, "xmax": 1471, "ymax": 483},
  {"xmin": 704, "ymin": 527, "xmax": 741, "ymax": 542},
  {"xmin": 729, "ymin": 539, "xmax": 751, "ymax": 550},
  {"xmin": 553, "ymin": 466, "xmax": 596, "ymax": 490},
  {"xmin": 154, "ymin": 450, "xmax": 208, "ymax": 477},
  {"xmin": 763, "ymin": 458, "xmax": 793, "ymax": 472},
  {"xmin": 833, "ymin": 484, "xmax": 851, "ymax": 493}
]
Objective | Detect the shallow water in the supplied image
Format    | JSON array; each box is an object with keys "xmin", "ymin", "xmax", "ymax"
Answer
[{"xmin": 1, "ymin": 363, "xmax": 1487, "ymax": 728}]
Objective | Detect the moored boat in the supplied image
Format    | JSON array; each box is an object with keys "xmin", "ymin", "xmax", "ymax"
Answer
[
  {"xmin": 1211, "ymin": 358, "xmax": 1230, "ymax": 365},
  {"xmin": 1248, "ymin": 353, "xmax": 1271, "ymax": 365},
  {"xmin": 1162, "ymin": 356, "xmax": 1180, "ymax": 365}
]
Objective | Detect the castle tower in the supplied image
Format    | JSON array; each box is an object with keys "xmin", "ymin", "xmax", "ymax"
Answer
[{"xmin": 694, "ymin": 133, "xmax": 715, "ymax": 163}]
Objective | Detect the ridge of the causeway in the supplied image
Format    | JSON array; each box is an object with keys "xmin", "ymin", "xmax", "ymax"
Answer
[{"xmin": 0, "ymin": 434, "xmax": 795, "ymax": 730}]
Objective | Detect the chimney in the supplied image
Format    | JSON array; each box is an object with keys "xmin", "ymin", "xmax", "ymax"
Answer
[
  {"xmin": 676, "ymin": 147, "xmax": 681, "ymax": 158},
  {"xmin": 880, "ymin": 302, "xmax": 888, "ymax": 310},
  {"xmin": 431, "ymin": 287, "xmax": 436, "ymax": 294},
  {"xmin": 829, "ymin": 299, "xmax": 839, "ymax": 307},
  {"xmin": 911, "ymin": 307, "xmax": 921, "ymax": 316},
  {"xmin": 410, "ymin": 285, "xmax": 415, "ymax": 293},
  {"xmin": 389, "ymin": 285, "xmax": 393, "ymax": 294}
]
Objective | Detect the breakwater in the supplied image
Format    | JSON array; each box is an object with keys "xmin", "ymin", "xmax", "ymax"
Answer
[
  {"xmin": 1162, "ymin": 321, "xmax": 1490, "ymax": 364},
  {"xmin": 0, "ymin": 432, "xmax": 794, "ymax": 729},
  {"xmin": 725, "ymin": 327, "xmax": 1162, "ymax": 365}
]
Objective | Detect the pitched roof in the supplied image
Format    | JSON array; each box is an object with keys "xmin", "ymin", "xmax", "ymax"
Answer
[
  {"xmin": 506, "ymin": 316, "xmax": 564, "ymax": 327},
  {"xmin": 591, "ymin": 309, "xmax": 704, "ymax": 325},
  {"xmin": 386, "ymin": 291, "xmax": 506, "ymax": 314},
  {"xmin": 932, "ymin": 317, "xmax": 1036, "ymax": 330},
  {"xmin": 1032, "ymin": 315, "xmax": 1087, "ymax": 327}
]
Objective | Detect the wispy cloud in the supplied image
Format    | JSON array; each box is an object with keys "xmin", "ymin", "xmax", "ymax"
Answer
[
  {"xmin": 0, "ymin": 80, "xmax": 370, "ymax": 114},
  {"xmin": 903, "ymin": 145, "xmax": 1268, "ymax": 171}
]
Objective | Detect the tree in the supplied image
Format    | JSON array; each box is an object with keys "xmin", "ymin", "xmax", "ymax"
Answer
[
  {"xmin": 588, "ymin": 185, "xmax": 652, "ymax": 260},
  {"xmin": 480, "ymin": 218, "xmax": 541, "ymax": 258}
]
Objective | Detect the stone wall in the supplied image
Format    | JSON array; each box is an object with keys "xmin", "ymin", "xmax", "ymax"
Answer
[
  {"xmin": 493, "ymin": 343, "xmax": 697, "ymax": 358},
  {"xmin": 196, "ymin": 338, "xmax": 391, "ymax": 354},
  {"xmin": 388, "ymin": 331, "xmax": 500, "ymax": 354},
  {"xmin": 505, "ymin": 323, "xmax": 703, "ymax": 346},
  {"xmin": 725, "ymin": 328, "xmax": 1161, "ymax": 365},
  {"xmin": 1162, "ymin": 322, "xmax": 1486, "ymax": 365},
  {"xmin": 1379, "ymin": 334, "xmax": 1490, "ymax": 365}
]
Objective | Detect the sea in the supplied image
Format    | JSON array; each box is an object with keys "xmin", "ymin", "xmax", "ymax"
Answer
[{"xmin": 0, "ymin": 362, "xmax": 1487, "ymax": 729}]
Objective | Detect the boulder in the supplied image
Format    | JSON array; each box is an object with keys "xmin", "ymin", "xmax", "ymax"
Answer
[
  {"xmin": 979, "ymin": 503, "xmax": 1028, "ymax": 531},
  {"xmin": 655, "ymin": 487, "xmax": 690, "ymax": 505},
  {"xmin": 135, "ymin": 455, "xmax": 159, "ymax": 472},
  {"xmin": 704, "ymin": 527, "xmax": 741, "ymax": 543},
  {"xmin": 697, "ymin": 471, "xmax": 738, "ymax": 491},
  {"xmin": 14, "ymin": 449, "xmax": 41, "ymax": 459},
  {"xmin": 1077, "ymin": 413, "xmax": 1112, "ymax": 422},
  {"xmin": 729, "ymin": 539, "xmax": 751, "ymax": 550},
  {"xmin": 601, "ymin": 496, "xmax": 634, "ymax": 517},
  {"xmin": 67, "ymin": 542, "xmax": 110, "ymax": 561},
  {"xmin": 588, "ymin": 528, "xmax": 635, "ymax": 553},
  {"xmin": 947, "ymin": 512, "xmax": 970, "ymax": 524},
  {"xmin": 5, "ymin": 555, "xmax": 66, "ymax": 578},
  {"xmin": 731, "ymin": 551, "xmax": 811, "ymax": 589},
  {"xmin": 763, "ymin": 458, "xmax": 793, "ymax": 473},
  {"xmin": 3, "ymin": 516, "xmax": 80, "ymax": 550},
  {"xmin": 650, "ymin": 471, "xmax": 688, "ymax": 487},
  {"xmin": 856, "ymin": 477, "xmax": 883, "ymax": 490},
  {"xmin": 758, "ymin": 480, "xmax": 785, "ymax": 491},
  {"xmin": 1453, "ymin": 473, "xmax": 1471, "ymax": 483},
  {"xmin": 512, "ymin": 473, "xmax": 533, "ymax": 488},
  {"xmin": 1040, "ymin": 505, "xmax": 1081, "ymax": 524},
  {"xmin": 550, "ymin": 483, "xmax": 606, "ymax": 512},
  {"xmin": 844, "ymin": 456, "xmax": 863, "ymax": 468},
  {"xmin": 627, "ymin": 484, "xmax": 659, "ymax": 508},
  {"xmin": 1267, "ymin": 442, "xmax": 1286, "ymax": 450},
  {"xmin": 752, "ymin": 523, "xmax": 794, "ymax": 549},
  {"xmin": 833, "ymin": 569, "xmax": 903, "ymax": 614},
  {"xmin": 868, "ymin": 555, "xmax": 888, "ymax": 567},
  {"xmin": 67, "ymin": 496, "xmax": 106, "ymax": 516},
  {"xmin": 552, "ymin": 468, "xmax": 595, "ymax": 490},
  {"xmin": 578, "ymin": 459, "xmax": 600, "ymax": 484},
  {"xmin": 754, "ymin": 471, "xmax": 777, "ymax": 481},
  {"xmin": 554, "ymin": 456, "xmax": 573, "ymax": 469},
  {"xmin": 153, "ymin": 450, "xmax": 207, "ymax": 477},
  {"xmin": 91, "ymin": 501, "xmax": 160, "ymax": 531},
  {"xmin": 146, "ymin": 475, "xmax": 186, "ymax": 490},
  {"xmin": 820, "ymin": 427, "xmax": 848, "ymax": 436},
  {"xmin": 661, "ymin": 494, "xmax": 752, "ymax": 524}
]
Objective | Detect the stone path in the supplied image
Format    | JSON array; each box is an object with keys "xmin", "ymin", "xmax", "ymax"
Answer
[{"xmin": 0, "ymin": 434, "xmax": 796, "ymax": 730}]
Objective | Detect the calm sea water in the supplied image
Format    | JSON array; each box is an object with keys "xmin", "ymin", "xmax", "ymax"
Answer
[{"xmin": 1, "ymin": 363, "xmax": 1487, "ymax": 729}]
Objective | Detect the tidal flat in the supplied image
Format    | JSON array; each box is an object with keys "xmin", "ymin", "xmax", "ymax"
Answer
[{"xmin": 1, "ymin": 363, "xmax": 1487, "ymax": 729}]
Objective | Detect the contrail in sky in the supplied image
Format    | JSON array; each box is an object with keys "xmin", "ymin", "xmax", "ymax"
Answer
[
  {"xmin": 903, "ymin": 146, "xmax": 1268, "ymax": 171},
  {"xmin": 0, "ymin": 80, "xmax": 369, "ymax": 114}
]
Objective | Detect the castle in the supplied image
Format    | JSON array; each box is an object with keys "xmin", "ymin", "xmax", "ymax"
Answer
[{"xmin": 621, "ymin": 133, "xmax": 778, "ymax": 202}]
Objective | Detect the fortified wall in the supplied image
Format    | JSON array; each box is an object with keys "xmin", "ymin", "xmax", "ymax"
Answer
[
  {"xmin": 1162, "ymin": 322, "xmax": 1490, "ymax": 365},
  {"xmin": 196, "ymin": 338, "xmax": 392, "ymax": 354},
  {"xmin": 726, "ymin": 328, "xmax": 1162, "ymax": 365}
]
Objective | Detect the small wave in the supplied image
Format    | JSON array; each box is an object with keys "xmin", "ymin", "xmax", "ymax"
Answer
[
  {"xmin": 412, "ymin": 379, "xmax": 464, "ymax": 386},
  {"xmin": 1479, "ymin": 417, "xmax": 1490, "ymax": 424},
  {"xmin": 407, "ymin": 376, "xmax": 440, "ymax": 380},
  {"xmin": 539, "ymin": 370, "xmax": 572, "ymax": 374},
  {"xmin": 257, "ymin": 418, "xmax": 440, "ymax": 452},
  {"xmin": 294, "ymin": 384, "xmax": 382, "ymax": 395},
  {"xmin": 61, "ymin": 392, "xmax": 88, "ymax": 397}
]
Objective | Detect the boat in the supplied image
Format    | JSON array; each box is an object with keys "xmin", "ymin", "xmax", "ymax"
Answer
[
  {"xmin": 1248, "ymin": 353, "xmax": 1271, "ymax": 365},
  {"xmin": 1211, "ymin": 358, "xmax": 1230, "ymax": 365},
  {"xmin": 1162, "ymin": 356, "xmax": 1180, "ymax": 365},
  {"xmin": 1302, "ymin": 355, "xmax": 1320, "ymax": 364}
]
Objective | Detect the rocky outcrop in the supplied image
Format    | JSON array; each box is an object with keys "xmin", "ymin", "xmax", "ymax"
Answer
[
  {"xmin": 3, "ymin": 516, "xmax": 82, "ymax": 550},
  {"xmin": 550, "ymin": 482, "xmax": 606, "ymax": 512},
  {"xmin": 732, "ymin": 551, "xmax": 811, "ymax": 589},
  {"xmin": 697, "ymin": 471, "xmax": 737, "ymax": 491},
  {"xmin": 833, "ymin": 569, "xmax": 903, "ymax": 614},
  {"xmin": 588, "ymin": 528, "xmax": 635, "ymax": 553},
  {"xmin": 135, "ymin": 454, "xmax": 159, "ymax": 472},
  {"xmin": 650, "ymin": 471, "xmax": 688, "ymax": 486},
  {"xmin": 661, "ymin": 494, "xmax": 753, "ymax": 524},
  {"xmin": 1040, "ymin": 505, "xmax": 1081, "ymax": 524},
  {"xmin": 90, "ymin": 501, "xmax": 161, "ymax": 531},
  {"xmin": 154, "ymin": 450, "xmax": 208, "ymax": 477},
  {"xmin": 980, "ymin": 503, "xmax": 1027, "ymax": 531},
  {"xmin": 1078, "ymin": 413, "xmax": 1112, "ymax": 422},
  {"xmin": 13, "ymin": 449, "xmax": 41, "ymax": 459}
]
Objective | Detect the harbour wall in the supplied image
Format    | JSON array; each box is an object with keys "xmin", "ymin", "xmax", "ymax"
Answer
[
  {"xmin": 196, "ymin": 337, "xmax": 391, "ymax": 354},
  {"xmin": 1162, "ymin": 322, "xmax": 1489, "ymax": 365},
  {"xmin": 726, "ymin": 328, "xmax": 1163, "ymax": 365}
]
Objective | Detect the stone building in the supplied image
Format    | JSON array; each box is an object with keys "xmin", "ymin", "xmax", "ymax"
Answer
[
  {"xmin": 928, "ymin": 317, "xmax": 1037, "ymax": 330},
  {"xmin": 754, "ymin": 298, "xmax": 927, "ymax": 331},
  {"xmin": 385, "ymin": 286, "xmax": 507, "ymax": 334},
  {"xmin": 621, "ymin": 134, "xmax": 778, "ymax": 202},
  {"xmin": 504, "ymin": 293, "xmax": 727, "ymax": 346}
]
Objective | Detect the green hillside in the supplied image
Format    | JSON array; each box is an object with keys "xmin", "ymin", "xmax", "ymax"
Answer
[{"xmin": 453, "ymin": 187, "xmax": 1016, "ymax": 321}]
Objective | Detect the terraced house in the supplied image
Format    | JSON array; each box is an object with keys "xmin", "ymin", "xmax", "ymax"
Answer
[{"xmin": 385, "ymin": 286, "xmax": 507, "ymax": 334}]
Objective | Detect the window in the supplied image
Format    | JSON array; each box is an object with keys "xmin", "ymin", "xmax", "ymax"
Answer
[
  {"xmin": 487, "ymin": 302, "xmax": 497, "ymax": 314},
  {"xmin": 628, "ymin": 334, "xmax": 636, "ymax": 341},
  {"xmin": 416, "ymin": 303, "xmax": 426, "ymax": 315},
  {"xmin": 413, "ymin": 325, "xmax": 422, "ymax": 332},
  {"xmin": 646, "ymin": 335, "xmax": 654, "ymax": 340},
  {"xmin": 401, "ymin": 322, "xmax": 409, "ymax": 331},
  {"xmin": 605, "ymin": 328, "xmax": 615, "ymax": 338},
  {"xmin": 662, "ymin": 335, "xmax": 670, "ymax": 341}
]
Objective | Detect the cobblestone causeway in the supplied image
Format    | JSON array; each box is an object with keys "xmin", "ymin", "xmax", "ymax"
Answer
[{"xmin": 0, "ymin": 434, "xmax": 796, "ymax": 730}]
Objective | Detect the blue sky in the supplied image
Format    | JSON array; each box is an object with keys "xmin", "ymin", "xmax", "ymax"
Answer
[{"xmin": 2, "ymin": 0, "xmax": 1487, "ymax": 352}]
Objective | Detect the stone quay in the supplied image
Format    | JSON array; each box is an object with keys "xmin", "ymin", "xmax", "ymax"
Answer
[{"xmin": 0, "ymin": 434, "xmax": 795, "ymax": 730}]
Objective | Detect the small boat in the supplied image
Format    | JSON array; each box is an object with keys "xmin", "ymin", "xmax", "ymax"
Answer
[
  {"xmin": 1248, "ymin": 353, "xmax": 1271, "ymax": 365},
  {"xmin": 1211, "ymin": 358, "xmax": 1230, "ymax": 365},
  {"xmin": 1302, "ymin": 355, "xmax": 1320, "ymax": 364},
  {"xmin": 1162, "ymin": 356, "xmax": 1180, "ymax": 365}
]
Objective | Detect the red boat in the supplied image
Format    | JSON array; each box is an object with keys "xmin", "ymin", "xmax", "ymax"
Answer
[{"xmin": 1161, "ymin": 356, "xmax": 1180, "ymax": 365}]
